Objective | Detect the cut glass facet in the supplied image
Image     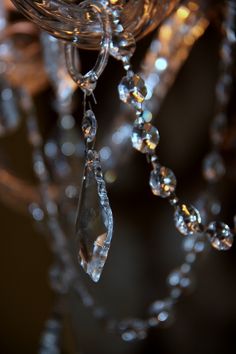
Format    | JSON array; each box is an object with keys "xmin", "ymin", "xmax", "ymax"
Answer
[{"xmin": 75, "ymin": 150, "xmax": 113, "ymax": 282}]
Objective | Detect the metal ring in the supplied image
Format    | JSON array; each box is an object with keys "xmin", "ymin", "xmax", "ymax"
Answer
[{"xmin": 64, "ymin": 1, "xmax": 111, "ymax": 95}]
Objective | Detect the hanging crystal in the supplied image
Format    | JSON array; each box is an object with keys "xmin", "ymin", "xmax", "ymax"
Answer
[{"xmin": 75, "ymin": 150, "xmax": 113, "ymax": 282}]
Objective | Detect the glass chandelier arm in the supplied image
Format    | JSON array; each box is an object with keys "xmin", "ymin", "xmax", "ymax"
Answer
[{"xmin": 64, "ymin": 1, "xmax": 111, "ymax": 94}]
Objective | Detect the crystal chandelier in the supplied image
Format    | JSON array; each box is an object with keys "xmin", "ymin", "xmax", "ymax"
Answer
[{"xmin": 0, "ymin": 0, "xmax": 236, "ymax": 353}]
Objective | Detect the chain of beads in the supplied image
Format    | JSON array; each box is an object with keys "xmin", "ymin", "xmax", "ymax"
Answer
[
  {"xmin": 25, "ymin": 0, "xmax": 236, "ymax": 348},
  {"xmin": 117, "ymin": 0, "xmax": 236, "ymax": 253}
]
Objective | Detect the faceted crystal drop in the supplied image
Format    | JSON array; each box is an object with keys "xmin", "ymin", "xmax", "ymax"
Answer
[
  {"xmin": 174, "ymin": 204, "xmax": 201, "ymax": 236},
  {"xmin": 205, "ymin": 221, "xmax": 234, "ymax": 251},
  {"xmin": 75, "ymin": 150, "xmax": 113, "ymax": 282},
  {"xmin": 131, "ymin": 122, "xmax": 159, "ymax": 153},
  {"xmin": 82, "ymin": 109, "xmax": 97, "ymax": 143},
  {"xmin": 202, "ymin": 152, "xmax": 225, "ymax": 182},
  {"xmin": 118, "ymin": 72, "xmax": 147, "ymax": 107},
  {"xmin": 110, "ymin": 31, "xmax": 136, "ymax": 60},
  {"xmin": 149, "ymin": 166, "xmax": 176, "ymax": 197}
]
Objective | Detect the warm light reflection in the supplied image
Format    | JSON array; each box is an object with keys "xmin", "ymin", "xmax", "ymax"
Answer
[{"xmin": 177, "ymin": 6, "xmax": 191, "ymax": 21}]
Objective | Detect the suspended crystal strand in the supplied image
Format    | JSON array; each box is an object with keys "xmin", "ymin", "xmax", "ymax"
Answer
[
  {"xmin": 167, "ymin": 264, "xmax": 195, "ymax": 299},
  {"xmin": 39, "ymin": 316, "xmax": 62, "ymax": 354},
  {"xmin": 75, "ymin": 149, "xmax": 113, "ymax": 282}
]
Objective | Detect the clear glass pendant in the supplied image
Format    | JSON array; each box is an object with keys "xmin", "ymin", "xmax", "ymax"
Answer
[{"xmin": 75, "ymin": 150, "xmax": 113, "ymax": 282}]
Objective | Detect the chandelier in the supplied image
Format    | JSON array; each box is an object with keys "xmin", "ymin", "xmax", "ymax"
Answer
[{"xmin": 0, "ymin": 0, "xmax": 236, "ymax": 353}]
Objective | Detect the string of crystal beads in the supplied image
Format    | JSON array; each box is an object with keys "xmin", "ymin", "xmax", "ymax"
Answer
[{"xmin": 116, "ymin": 1, "xmax": 235, "ymax": 251}]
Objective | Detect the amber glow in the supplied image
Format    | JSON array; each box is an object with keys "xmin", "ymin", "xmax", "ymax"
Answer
[{"xmin": 176, "ymin": 6, "xmax": 191, "ymax": 20}]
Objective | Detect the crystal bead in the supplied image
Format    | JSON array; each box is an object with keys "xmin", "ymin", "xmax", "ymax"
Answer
[
  {"xmin": 149, "ymin": 166, "xmax": 176, "ymax": 198},
  {"xmin": 131, "ymin": 122, "xmax": 159, "ymax": 153},
  {"xmin": 202, "ymin": 152, "xmax": 225, "ymax": 182},
  {"xmin": 49, "ymin": 263, "xmax": 71, "ymax": 294},
  {"xmin": 168, "ymin": 193, "xmax": 179, "ymax": 206},
  {"xmin": 110, "ymin": 31, "xmax": 136, "ymax": 60},
  {"xmin": 205, "ymin": 221, "xmax": 234, "ymax": 251},
  {"xmin": 167, "ymin": 266, "xmax": 194, "ymax": 298},
  {"xmin": 39, "ymin": 317, "xmax": 62, "ymax": 354},
  {"xmin": 148, "ymin": 299, "xmax": 173, "ymax": 327},
  {"xmin": 29, "ymin": 203, "xmax": 44, "ymax": 221},
  {"xmin": 82, "ymin": 109, "xmax": 97, "ymax": 143},
  {"xmin": 118, "ymin": 72, "xmax": 147, "ymax": 108},
  {"xmin": 174, "ymin": 204, "xmax": 201, "ymax": 236},
  {"xmin": 80, "ymin": 71, "xmax": 97, "ymax": 94},
  {"xmin": 210, "ymin": 113, "xmax": 226, "ymax": 146},
  {"xmin": 182, "ymin": 233, "xmax": 207, "ymax": 255},
  {"xmin": 75, "ymin": 150, "xmax": 113, "ymax": 282},
  {"xmin": 119, "ymin": 319, "xmax": 147, "ymax": 342},
  {"xmin": 149, "ymin": 299, "xmax": 173, "ymax": 315}
]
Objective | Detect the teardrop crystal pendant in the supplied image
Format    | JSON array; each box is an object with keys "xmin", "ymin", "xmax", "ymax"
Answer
[{"xmin": 75, "ymin": 150, "xmax": 113, "ymax": 282}]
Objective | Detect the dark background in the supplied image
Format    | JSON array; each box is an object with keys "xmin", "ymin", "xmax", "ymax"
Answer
[{"xmin": 1, "ymin": 10, "xmax": 236, "ymax": 354}]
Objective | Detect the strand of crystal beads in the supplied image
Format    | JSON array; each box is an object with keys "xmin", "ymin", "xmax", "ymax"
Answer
[
  {"xmin": 116, "ymin": 1, "xmax": 235, "ymax": 252},
  {"xmin": 201, "ymin": 0, "xmax": 236, "ymax": 250},
  {"xmin": 23, "ymin": 24, "xmax": 210, "ymax": 348}
]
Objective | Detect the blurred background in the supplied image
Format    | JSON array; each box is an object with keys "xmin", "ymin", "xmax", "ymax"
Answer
[{"xmin": 0, "ymin": 1, "xmax": 236, "ymax": 354}]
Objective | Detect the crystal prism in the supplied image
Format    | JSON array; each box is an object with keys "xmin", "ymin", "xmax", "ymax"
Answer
[{"xmin": 75, "ymin": 150, "xmax": 113, "ymax": 282}]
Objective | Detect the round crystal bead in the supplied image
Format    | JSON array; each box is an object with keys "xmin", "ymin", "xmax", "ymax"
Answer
[
  {"xmin": 148, "ymin": 299, "xmax": 173, "ymax": 328},
  {"xmin": 174, "ymin": 204, "xmax": 202, "ymax": 236},
  {"xmin": 82, "ymin": 110, "xmax": 97, "ymax": 143},
  {"xmin": 167, "ymin": 265, "xmax": 194, "ymax": 298},
  {"xmin": 118, "ymin": 72, "xmax": 147, "ymax": 107},
  {"xmin": 119, "ymin": 319, "xmax": 147, "ymax": 342},
  {"xmin": 131, "ymin": 122, "xmax": 160, "ymax": 153},
  {"xmin": 110, "ymin": 31, "xmax": 136, "ymax": 60},
  {"xmin": 202, "ymin": 152, "xmax": 225, "ymax": 182},
  {"xmin": 205, "ymin": 221, "xmax": 234, "ymax": 251},
  {"xmin": 149, "ymin": 166, "xmax": 177, "ymax": 198}
]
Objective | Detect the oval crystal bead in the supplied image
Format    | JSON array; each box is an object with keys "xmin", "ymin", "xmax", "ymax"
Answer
[
  {"xmin": 174, "ymin": 204, "xmax": 202, "ymax": 236},
  {"xmin": 82, "ymin": 109, "xmax": 97, "ymax": 143},
  {"xmin": 149, "ymin": 166, "xmax": 176, "ymax": 198},
  {"xmin": 205, "ymin": 221, "xmax": 234, "ymax": 251},
  {"xmin": 131, "ymin": 123, "xmax": 159, "ymax": 154},
  {"xmin": 118, "ymin": 72, "xmax": 147, "ymax": 107},
  {"xmin": 202, "ymin": 152, "xmax": 225, "ymax": 182}
]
